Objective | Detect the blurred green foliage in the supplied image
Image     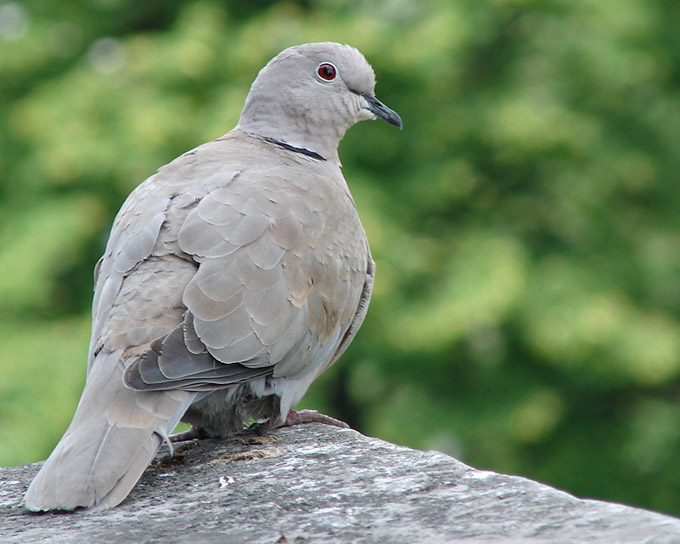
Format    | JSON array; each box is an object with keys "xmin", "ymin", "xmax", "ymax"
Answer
[{"xmin": 2, "ymin": 0, "xmax": 680, "ymax": 516}]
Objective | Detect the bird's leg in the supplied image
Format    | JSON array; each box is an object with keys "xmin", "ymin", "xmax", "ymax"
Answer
[
  {"xmin": 283, "ymin": 409, "xmax": 350, "ymax": 429},
  {"xmin": 169, "ymin": 426, "xmax": 207, "ymax": 444},
  {"xmin": 249, "ymin": 409, "xmax": 349, "ymax": 435},
  {"xmin": 178, "ymin": 411, "xmax": 351, "ymax": 440}
]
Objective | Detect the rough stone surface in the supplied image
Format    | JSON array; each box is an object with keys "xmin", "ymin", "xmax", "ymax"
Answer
[{"xmin": 2, "ymin": 425, "xmax": 679, "ymax": 543}]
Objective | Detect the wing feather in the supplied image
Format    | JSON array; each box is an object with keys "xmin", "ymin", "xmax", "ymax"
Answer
[{"xmin": 125, "ymin": 168, "xmax": 370, "ymax": 392}]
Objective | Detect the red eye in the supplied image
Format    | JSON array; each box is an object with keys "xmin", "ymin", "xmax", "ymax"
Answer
[{"xmin": 317, "ymin": 62, "xmax": 337, "ymax": 81}]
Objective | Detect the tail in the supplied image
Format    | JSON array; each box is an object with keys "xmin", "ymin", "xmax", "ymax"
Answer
[{"xmin": 24, "ymin": 352, "xmax": 194, "ymax": 512}]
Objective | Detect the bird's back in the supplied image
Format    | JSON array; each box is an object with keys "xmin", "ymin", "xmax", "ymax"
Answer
[{"xmin": 25, "ymin": 129, "xmax": 371, "ymax": 511}]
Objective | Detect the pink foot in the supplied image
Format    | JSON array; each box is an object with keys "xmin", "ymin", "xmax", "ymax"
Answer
[
  {"xmin": 250, "ymin": 409, "xmax": 350, "ymax": 434},
  {"xmin": 283, "ymin": 409, "xmax": 350, "ymax": 429},
  {"xmin": 169, "ymin": 426, "xmax": 207, "ymax": 443}
]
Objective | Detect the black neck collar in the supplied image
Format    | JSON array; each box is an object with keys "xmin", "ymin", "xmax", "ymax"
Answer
[{"xmin": 261, "ymin": 136, "xmax": 326, "ymax": 162}]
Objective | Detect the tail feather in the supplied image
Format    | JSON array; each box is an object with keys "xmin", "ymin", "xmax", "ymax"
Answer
[
  {"xmin": 88, "ymin": 430, "xmax": 162, "ymax": 512},
  {"xmin": 25, "ymin": 353, "xmax": 194, "ymax": 511}
]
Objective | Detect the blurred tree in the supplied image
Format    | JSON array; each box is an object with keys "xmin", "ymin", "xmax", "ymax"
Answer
[{"xmin": 1, "ymin": 0, "xmax": 680, "ymax": 516}]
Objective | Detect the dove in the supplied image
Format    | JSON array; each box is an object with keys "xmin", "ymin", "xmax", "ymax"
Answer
[{"xmin": 24, "ymin": 42, "xmax": 401, "ymax": 512}]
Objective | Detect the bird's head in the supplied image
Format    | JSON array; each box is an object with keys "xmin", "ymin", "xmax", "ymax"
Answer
[{"xmin": 237, "ymin": 42, "xmax": 402, "ymax": 163}]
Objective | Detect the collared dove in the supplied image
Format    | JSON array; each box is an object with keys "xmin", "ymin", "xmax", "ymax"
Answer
[{"xmin": 24, "ymin": 42, "xmax": 401, "ymax": 512}]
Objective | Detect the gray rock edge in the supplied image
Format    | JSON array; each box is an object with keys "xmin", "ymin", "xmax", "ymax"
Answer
[{"xmin": 1, "ymin": 425, "xmax": 679, "ymax": 543}]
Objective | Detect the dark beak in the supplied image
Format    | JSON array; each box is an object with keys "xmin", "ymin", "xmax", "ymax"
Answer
[{"xmin": 362, "ymin": 94, "xmax": 403, "ymax": 129}]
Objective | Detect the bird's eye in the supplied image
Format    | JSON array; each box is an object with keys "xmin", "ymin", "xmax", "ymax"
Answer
[{"xmin": 316, "ymin": 62, "xmax": 337, "ymax": 81}]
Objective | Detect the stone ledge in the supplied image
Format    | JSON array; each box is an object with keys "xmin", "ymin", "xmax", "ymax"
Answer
[{"xmin": 2, "ymin": 425, "xmax": 679, "ymax": 543}]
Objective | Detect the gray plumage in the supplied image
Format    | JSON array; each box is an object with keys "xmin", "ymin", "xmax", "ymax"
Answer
[{"xmin": 24, "ymin": 42, "xmax": 401, "ymax": 512}]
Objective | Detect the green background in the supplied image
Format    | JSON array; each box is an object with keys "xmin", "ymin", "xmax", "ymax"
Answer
[{"xmin": 2, "ymin": 0, "xmax": 680, "ymax": 517}]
